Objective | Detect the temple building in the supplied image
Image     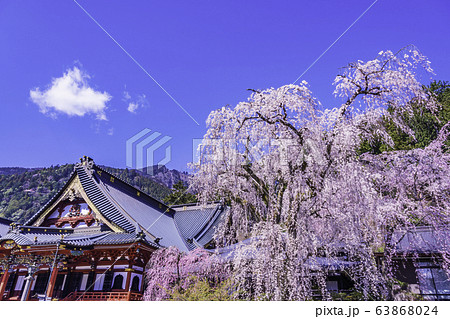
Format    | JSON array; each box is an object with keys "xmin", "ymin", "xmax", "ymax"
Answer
[{"xmin": 0, "ymin": 157, "xmax": 225, "ymax": 301}]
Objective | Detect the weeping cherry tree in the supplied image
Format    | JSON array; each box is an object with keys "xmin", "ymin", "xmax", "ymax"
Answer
[{"xmin": 190, "ymin": 47, "xmax": 450, "ymax": 300}]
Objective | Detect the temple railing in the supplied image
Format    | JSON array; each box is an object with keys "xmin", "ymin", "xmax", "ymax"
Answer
[{"xmin": 63, "ymin": 291, "xmax": 142, "ymax": 301}]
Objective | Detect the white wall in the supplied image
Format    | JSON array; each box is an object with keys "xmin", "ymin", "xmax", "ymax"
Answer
[
  {"xmin": 14, "ymin": 276, "xmax": 24, "ymax": 291},
  {"xmin": 80, "ymin": 273, "xmax": 89, "ymax": 291},
  {"xmin": 94, "ymin": 273, "xmax": 105, "ymax": 291}
]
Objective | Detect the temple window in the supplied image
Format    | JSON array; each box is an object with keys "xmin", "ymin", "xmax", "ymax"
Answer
[
  {"xmin": 43, "ymin": 201, "xmax": 95, "ymax": 228},
  {"xmin": 102, "ymin": 271, "xmax": 114, "ymax": 292},
  {"xmin": 5, "ymin": 271, "xmax": 17, "ymax": 292},
  {"xmin": 112, "ymin": 274, "xmax": 124, "ymax": 290},
  {"xmin": 130, "ymin": 276, "xmax": 140, "ymax": 291},
  {"xmin": 33, "ymin": 271, "xmax": 50, "ymax": 295},
  {"xmin": 416, "ymin": 262, "xmax": 450, "ymax": 300}
]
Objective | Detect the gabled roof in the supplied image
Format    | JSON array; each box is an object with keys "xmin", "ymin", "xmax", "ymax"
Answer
[
  {"xmin": 172, "ymin": 203, "xmax": 226, "ymax": 250},
  {"xmin": 91, "ymin": 163, "xmax": 188, "ymax": 250},
  {"xmin": 25, "ymin": 171, "xmax": 78, "ymax": 227},
  {"xmin": 18, "ymin": 157, "xmax": 225, "ymax": 252},
  {"xmin": 0, "ymin": 217, "xmax": 14, "ymax": 237},
  {"xmin": 75, "ymin": 163, "xmax": 136, "ymax": 233}
]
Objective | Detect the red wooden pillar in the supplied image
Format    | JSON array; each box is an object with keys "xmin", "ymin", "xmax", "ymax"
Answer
[
  {"xmin": 0, "ymin": 268, "xmax": 11, "ymax": 301},
  {"xmin": 46, "ymin": 266, "xmax": 59, "ymax": 300}
]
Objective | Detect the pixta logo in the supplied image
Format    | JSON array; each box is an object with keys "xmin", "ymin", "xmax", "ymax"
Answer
[{"xmin": 126, "ymin": 128, "xmax": 172, "ymax": 175}]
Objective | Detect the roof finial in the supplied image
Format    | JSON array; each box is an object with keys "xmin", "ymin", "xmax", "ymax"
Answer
[
  {"xmin": 80, "ymin": 155, "xmax": 94, "ymax": 164},
  {"xmin": 134, "ymin": 222, "xmax": 143, "ymax": 234},
  {"xmin": 79, "ymin": 156, "xmax": 95, "ymax": 175},
  {"xmin": 134, "ymin": 222, "xmax": 146, "ymax": 240}
]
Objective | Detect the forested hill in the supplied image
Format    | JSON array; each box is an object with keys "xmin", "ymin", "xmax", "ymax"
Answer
[
  {"xmin": 0, "ymin": 164, "xmax": 188, "ymax": 224},
  {"xmin": 0, "ymin": 167, "xmax": 41, "ymax": 175}
]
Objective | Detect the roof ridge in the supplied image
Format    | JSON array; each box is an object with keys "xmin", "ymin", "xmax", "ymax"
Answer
[
  {"xmin": 90, "ymin": 166, "xmax": 163, "ymax": 245},
  {"xmin": 0, "ymin": 216, "xmax": 14, "ymax": 225},
  {"xmin": 171, "ymin": 201, "xmax": 219, "ymax": 209},
  {"xmin": 18, "ymin": 225, "xmax": 74, "ymax": 234},
  {"xmin": 95, "ymin": 165, "xmax": 172, "ymax": 212},
  {"xmin": 75, "ymin": 164, "xmax": 135, "ymax": 233}
]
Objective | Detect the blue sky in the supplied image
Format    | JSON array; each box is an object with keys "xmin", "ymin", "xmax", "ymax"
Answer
[{"xmin": 0, "ymin": 0, "xmax": 449, "ymax": 171}]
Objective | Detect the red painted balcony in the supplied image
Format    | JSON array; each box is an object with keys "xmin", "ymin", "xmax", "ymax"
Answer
[{"xmin": 63, "ymin": 291, "xmax": 142, "ymax": 301}]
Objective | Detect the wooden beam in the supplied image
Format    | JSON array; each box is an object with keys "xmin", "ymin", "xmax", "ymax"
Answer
[
  {"xmin": 0, "ymin": 267, "xmax": 10, "ymax": 301},
  {"xmin": 45, "ymin": 266, "xmax": 59, "ymax": 299}
]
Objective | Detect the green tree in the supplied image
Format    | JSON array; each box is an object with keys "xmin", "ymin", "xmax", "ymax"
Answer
[
  {"xmin": 163, "ymin": 181, "xmax": 197, "ymax": 205},
  {"xmin": 169, "ymin": 276, "xmax": 237, "ymax": 301},
  {"xmin": 359, "ymin": 80, "xmax": 450, "ymax": 154}
]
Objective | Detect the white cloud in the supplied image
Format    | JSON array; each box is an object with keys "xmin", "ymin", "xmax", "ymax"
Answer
[
  {"xmin": 127, "ymin": 102, "xmax": 139, "ymax": 113},
  {"xmin": 107, "ymin": 128, "xmax": 114, "ymax": 136},
  {"xmin": 123, "ymin": 91, "xmax": 147, "ymax": 114},
  {"xmin": 30, "ymin": 67, "xmax": 111, "ymax": 120},
  {"xmin": 123, "ymin": 90, "xmax": 131, "ymax": 100}
]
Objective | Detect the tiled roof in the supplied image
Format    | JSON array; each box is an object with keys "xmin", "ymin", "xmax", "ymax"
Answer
[
  {"xmin": 62, "ymin": 232, "xmax": 109, "ymax": 247},
  {"xmin": 17, "ymin": 158, "xmax": 226, "ymax": 252},
  {"xmin": 95, "ymin": 233, "xmax": 140, "ymax": 245},
  {"xmin": 0, "ymin": 225, "xmax": 152, "ymax": 248},
  {"xmin": 173, "ymin": 206, "xmax": 217, "ymax": 240},
  {"xmin": 196, "ymin": 206, "xmax": 227, "ymax": 247},
  {"xmin": 76, "ymin": 164, "xmax": 135, "ymax": 233},
  {"xmin": 393, "ymin": 226, "xmax": 450, "ymax": 253},
  {"xmin": 173, "ymin": 204, "xmax": 226, "ymax": 250},
  {"xmin": 94, "ymin": 168, "xmax": 188, "ymax": 250},
  {"xmin": 0, "ymin": 227, "xmax": 69, "ymax": 246},
  {"xmin": 0, "ymin": 217, "xmax": 13, "ymax": 237}
]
